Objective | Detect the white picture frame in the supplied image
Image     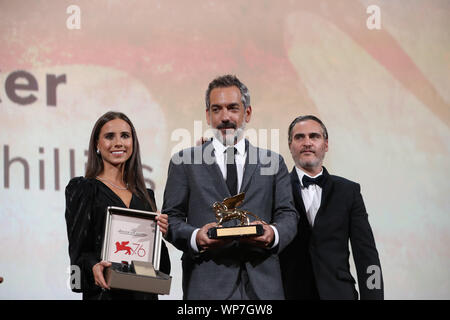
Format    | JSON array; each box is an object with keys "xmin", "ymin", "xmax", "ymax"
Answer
[{"xmin": 101, "ymin": 206, "xmax": 162, "ymax": 270}]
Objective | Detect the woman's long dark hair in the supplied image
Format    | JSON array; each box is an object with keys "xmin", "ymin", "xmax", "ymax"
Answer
[{"xmin": 85, "ymin": 111, "xmax": 156, "ymax": 211}]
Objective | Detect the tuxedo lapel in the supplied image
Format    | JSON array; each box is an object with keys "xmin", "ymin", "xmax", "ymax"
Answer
[
  {"xmin": 290, "ymin": 168, "xmax": 308, "ymax": 222},
  {"xmin": 313, "ymin": 166, "xmax": 334, "ymax": 228}
]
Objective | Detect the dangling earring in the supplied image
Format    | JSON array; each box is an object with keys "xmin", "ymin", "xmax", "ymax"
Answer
[{"xmin": 96, "ymin": 148, "xmax": 100, "ymax": 155}]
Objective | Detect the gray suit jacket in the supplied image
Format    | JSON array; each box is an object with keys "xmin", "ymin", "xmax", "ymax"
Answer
[{"xmin": 162, "ymin": 139, "xmax": 299, "ymax": 300}]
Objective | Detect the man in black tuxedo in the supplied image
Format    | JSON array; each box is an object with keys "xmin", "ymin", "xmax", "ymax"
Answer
[{"xmin": 279, "ymin": 115, "xmax": 383, "ymax": 300}]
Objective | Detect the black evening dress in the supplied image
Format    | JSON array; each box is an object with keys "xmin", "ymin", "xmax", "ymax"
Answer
[{"xmin": 65, "ymin": 177, "xmax": 171, "ymax": 300}]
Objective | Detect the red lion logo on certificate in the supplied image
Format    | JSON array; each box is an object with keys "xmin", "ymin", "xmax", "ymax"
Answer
[{"xmin": 114, "ymin": 241, "xmax": 132, "ymax": 255}]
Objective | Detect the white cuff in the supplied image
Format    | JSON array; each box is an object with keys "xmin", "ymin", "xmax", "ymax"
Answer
[
  {"xmin": 190, "ymin": 228, "xmax": 201, "ymax": 253},
  {"xmin": 269, "ymin": 225, "xmax": 279, "ymax": 249}
]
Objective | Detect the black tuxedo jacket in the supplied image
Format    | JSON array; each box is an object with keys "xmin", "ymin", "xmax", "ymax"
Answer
[{"xmin": 280, "ymin": 167, "xmax": 384, "ymax": 300}]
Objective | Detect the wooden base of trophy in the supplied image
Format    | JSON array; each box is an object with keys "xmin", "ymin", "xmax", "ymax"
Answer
[{"xmin": 207, "ymin": 224, "xmax": 264, "ymax": 239}]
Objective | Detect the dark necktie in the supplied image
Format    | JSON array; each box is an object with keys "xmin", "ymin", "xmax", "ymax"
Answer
[
  {"xmin": 226, "ymin": 147, "xmax": 237, "ymax": 196},
  {"xmin": 302, "ymin": 174, "xmax": 324, "ymax": 188}
]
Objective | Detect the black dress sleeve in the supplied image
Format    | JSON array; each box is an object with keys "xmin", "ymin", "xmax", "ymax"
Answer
[
  {"xmin": 65, "ymin": 177, "xmax": 100, "ymax": 293},
  {"xmin": 146, "ymin": 188, "xmax": 171, "ymax": 275}
]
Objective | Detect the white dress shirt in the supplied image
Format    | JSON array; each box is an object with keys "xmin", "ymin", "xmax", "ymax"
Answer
[
  {"xmin": 211, "ymin": 136, "xmax": 247, "ymax": 193},
  {"xmin": 295, "ymin": 167, "xmax": 323, "ymax": 227},
  {"xmin": 190, "ymin": 137, "xmax": 279, "ymax": 252}
]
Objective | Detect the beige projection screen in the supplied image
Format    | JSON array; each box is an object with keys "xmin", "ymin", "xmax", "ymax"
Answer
[{"xmin": 0, "ymin": 1, "xmax": 449, "ymax": 299}]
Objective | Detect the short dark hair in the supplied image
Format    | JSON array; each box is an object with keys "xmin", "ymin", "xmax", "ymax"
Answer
[
  {"xmin": 205, "ymin": 74, "xmax": 250, "ymax": 110},
  {"xmin": 288, "ymin": 115, "xmax": 328, "ymax": 144}
]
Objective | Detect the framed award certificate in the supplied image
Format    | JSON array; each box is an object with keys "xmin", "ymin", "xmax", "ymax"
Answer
[{"xmin": 101, "ymin": 206, "xmax": 162, "ymax": 270}]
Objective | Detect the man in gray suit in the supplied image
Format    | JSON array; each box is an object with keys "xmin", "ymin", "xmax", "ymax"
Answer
[{"xmin": 162, "ymin": 75, "xmax": 298, "ymax": 300}]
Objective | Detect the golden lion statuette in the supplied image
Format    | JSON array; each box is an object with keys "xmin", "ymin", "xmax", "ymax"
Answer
[{"xmin": 208, "ymin": 192, "xmax": 267, "ymax": 239}]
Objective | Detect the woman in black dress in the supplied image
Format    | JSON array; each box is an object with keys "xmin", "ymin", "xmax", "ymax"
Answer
[{"xmin": 65, "ymin": 111, "xmax": 170, "ymax": 300}]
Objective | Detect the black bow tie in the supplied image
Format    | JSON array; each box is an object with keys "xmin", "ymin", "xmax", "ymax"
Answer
[{"xmin": 302, "ymin": 174, "xmax": 324, "ymax": 188}]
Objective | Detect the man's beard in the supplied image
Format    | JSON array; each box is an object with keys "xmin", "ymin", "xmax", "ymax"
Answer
[
  {"xmin": 212, "ymin": 120, "xmax": 246, "ymax": 146},
  {"xmin": 296, "ymin": 149, "xmax": 324, "ymax": 170},
  {"xmin": 298, "ymin": 157, "xmax": 321, "ymax": 169}
]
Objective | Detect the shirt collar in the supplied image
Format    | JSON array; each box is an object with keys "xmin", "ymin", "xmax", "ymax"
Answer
[{"xmin": 212, "ymin": 136, "xmax": 246, "ymax": 156}]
